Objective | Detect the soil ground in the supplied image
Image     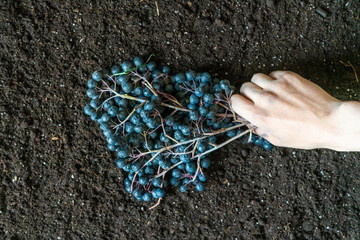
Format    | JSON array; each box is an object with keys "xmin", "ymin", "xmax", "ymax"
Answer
[{"xmin": 1, "ymin": 0, "xmax": 360, "ymax": 239}]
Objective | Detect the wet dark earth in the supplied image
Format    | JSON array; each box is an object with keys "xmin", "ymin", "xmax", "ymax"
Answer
[{"xmin": 1, "ymin": 0, "xmax": 360, "ymax": 239}]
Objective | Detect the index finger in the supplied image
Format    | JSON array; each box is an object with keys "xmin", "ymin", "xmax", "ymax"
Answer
[{"xmin": 230, "ymin": 94, "xmax": 255, "ymax": 123}]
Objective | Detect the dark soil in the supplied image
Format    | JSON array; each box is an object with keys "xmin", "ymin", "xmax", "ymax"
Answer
[{"xmin": 1, "ymin": 0, "xmax": 360, "ymax": 239}]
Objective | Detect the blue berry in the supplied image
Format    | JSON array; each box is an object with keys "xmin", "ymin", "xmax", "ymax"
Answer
[
  {"xmin": 91, "ymin": 111, "xmax": 101, "ymax": 121},
  {"xmin": 162, "ymin": 66, "xmax": 170, "ymax": 74},
  {"xmin": 130, "ymin": 113, "xmax": 141, "ymax": 125},
  {"xmin": 152, "ymin": 178, "xmax": 162, "ymax": 188},
  {"xmin": 116, "ymin": 158, "xmax": 127, "ymax": 168},
  {"xmin": 159, "ymin": 159, "xmax": 172, "ymax": 169},
  {"xmin": 134, "ymin": 124, "xmax": 144, "ymax": 134},
  {"xmin": 99, "ymin": 113, "xmax": 110, "ymax": 122},
  {"xmin": 170, "ymin": 177, "xmax": 180, "ymax": 186},
  {"xmin": 111, "ymin": 65, "xmax": 121, "ymax": 75},
  {"xmin": 103, "ymin": 100, "xmax": 114, "ymax": 110},
  {"xmin": 187, "ymin": 103, "xmax": 197, "ymax": 110},
  {"xmin": 220, "ymin": 80, "xmax": 231, "ymax": 90},
  {"xmin": 226, "ymin": 129, "xmax": 237, "ymax": 138},
  {"xmin": 203, "ymin": 93, "xmax": 213, "ymax": 104},
  {"xmin": 185, "ymin": 162, "xmax": 197, "ymax": 174},
  {"xmin": 198, "ymin": 106, "xmax": 208, "ymax": 116},
  {"xmin": 121, "ymin": 82, "xmax": 132, "ymax": 93},
  {"xmin": 124, "ymin": 123, "xmax": 134, "ymax": 134},
  {"xmin": 146, "ymin": 61, "xmax": 156, "ymax": 71},
  {"xmin": 182, "ymin": 178, "xmax": 190, "ymax": 185},
  {"xmin": 177, "ymin": 163, "xmax": 185, "ymax": 169},
  {"xmin": 174, "ymin": 130, "xmax": 184, "ymax": 141},
  {"xmin": 200, "ymin": 158, "xmax": 210, "ymax": 168},
  {"xmin": 90, "ymin": 99, "xmax": 101, "ymax": 108},
  {"xmin": 86, "ymin": 88, "xmax": 99, "ymax": 99},
  {"xmin": 179, "ymin": 185, "xmax": 187, "ymax": 192},
  {"xmin": 143, "ymin": 87, "xmax": 152, "ymax": 97},
  {"xmin": 133, "ymin": 188, "xmax": 144, "ymax": 199},
  {"xmin": 208, "ymin": 136, "xmax": 216, "ymax": 143},
  {"xmin": 131, "ymin": 162, "xmax": 142, "ymax": 172},
  {"xmin": 124, "ymin": 178, "xmax": 132, "ymax": 187},
  {"xmin": 201, "ymin": 72, "xmax": 212, "ymax": 83},
  {"xmin": 186, "ymin": 70, "xmax": 196, "ymax": 81},
  {"xmin": 107, "ymin": 106, "xmax": 119, "ymax": 117},
  {"xmin": 156, "ymin": 188, "xmax": 165, "ymax": 198},
  {"xmin": 125, "ymin": 185, "xmax": 132, "ymax": 193},
  {"xmin": 174, "ymin": 73, "xmax": 186, "ymax": 83},
  {"xmin": 117, "ymin": 149, "xmax": 130, "ymax": 158},
  {"xmin": 213, "ymin": 84, "xmax": 221, "ymax": 92},
  {"xmin": 206, "ymin": 111, "xmax": 215, "ymax": 119},
  {"xmin": 143, "ymin": 192, "xmax": 152, "ymax": 202},
  {"xmin": 92, "ymin": 70, "xmax": 102, "ymax": 81},
  {"xmin": 123, "ymin": 164, "xmax": 131, "ymax": 172},
  {"xmin": 180, "ymin": 154, "xmax": 190, "ymax": 163},
  {"xmin": 196, "ymin": 142, "xmax": 207, "ymax": 153},
  {"xmin": 117, "ymin": 111, "xmax": 127, "ymax": 121},
  {"xmin": 87, "ymin": 79, "xmax": 97, "ymax": 88},
  {"xmin": 189, "ymin": 111, "xmax": 200, "ymax": 121},
  {"xmin": 144, "ymin": 102, "xmax": 154, "ymax": 111},
  {"xmin": 133, "ymin": 57, "xmax": 144, "ymax": 67},
  {"xmin": 180, "ymin": 126, "xmax": 191, "ymax": 136},
  {"xmin": 195, "ymin": 182, "xmax": 204, "ymax": 191},
  {"xmin": 160, "ymin": 133, "xmax": 170, "ymax": 143},
  {"xmin": 198, "ymin": 173, "xmax": 206, "ymax": 182},
  {"xmin": 132, "ymin": 86, "xmax": 142, "ymax": 96},
  {"xmin": 139, "ymin": 176, "xmax": 149, "ymax": 185},
  {"xmin": 170, "ymin": 158, "xmax": 179, "ymax": 164},
  {"xmin": 116, "ymin": 75, "xmax": 128, "ymax": 84},
  {"xmin": 121, "ymin": 61, "xmax": 133, "ymax": 72},
  {"xmin": 152, "ymin": 190, "xmax": 159, "ymax": 199},
  {"xmin": 172, "ymin": 169, "xmax": 182, "ymax": 178},
  {"xmin": 255, "ymin": 137, "xmax": 264, "ymax": 146},
  {"xmin": 152, "ymin": 70, "xmax": 162, "ymax": 79},
  {"xmin": 189, "ymin": 94, "xmax": 200, "ymax": 104},
  {"xmin": 263, "ymin": 140, "xmax": 273, "ymax": 151},
  {"xmin": 145, "ymin": 166, "xmax": 155, "ymax": 175},
  {"xmin": 195, "ymin": 87, "xmax": 204, "ymax": 97},
  {"xmin": 84, "ymin": 105, "xmax": 95, "ymax": 116}
]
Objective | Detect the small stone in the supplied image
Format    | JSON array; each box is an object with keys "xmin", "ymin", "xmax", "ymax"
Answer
[
  {"xmin": 302, "ymin": 221, "xmax": 313, "ymax": 232},
  {"xmin": 166, "ymin": 32, "xmax": 173, "ymax": 38},
  {"xmin": 266, "ymin": 0, "xmax": 274, "ymax": 8},
  {"xmin": 241, "ymin": 149, "xmax": 249, "ymax": 157},
  {"xmin": 316, "ymin": 8, "xmax": 328, "ymax": 18}
]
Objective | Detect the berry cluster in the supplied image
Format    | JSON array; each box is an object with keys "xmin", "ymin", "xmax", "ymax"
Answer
[{"xmin": 84, "ymin": 56, "xmax": 273, "ymax": 207}]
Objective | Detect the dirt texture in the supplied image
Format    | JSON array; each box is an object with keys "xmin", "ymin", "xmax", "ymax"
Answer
[{"xmin": 1, "ymin": 0, "xmax": 360, "ymax": 239}]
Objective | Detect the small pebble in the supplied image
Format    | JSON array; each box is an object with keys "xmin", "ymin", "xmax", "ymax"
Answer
[
  {"xmin": 241, "ymin": 149, "xmax": 249, "ymax": 157},
  {"xmin": 316, "ymin": 8, "xmax": 328, "ymax": 18},
  {"xmin": 166, "ymin": 32, "xmax": 173, "ymax": 38}
]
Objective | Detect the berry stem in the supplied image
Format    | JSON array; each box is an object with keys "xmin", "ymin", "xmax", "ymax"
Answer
[{"xmin": 193, "ymin": 127, "xmax": 256, "ymax": 159}]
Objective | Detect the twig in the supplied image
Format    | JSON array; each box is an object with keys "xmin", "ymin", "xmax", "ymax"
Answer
[
  {"xmin": 340, "ymin": 60, "xmax": 359, "ymax": 83},
  {"xmin": 193, "ymin": 127, "xmax": 256, "ymax": 159},
  {"xmin": 149, "ymin": 197, "xmax": 161, "ymax": 210},
  {"xmin": 154, "ymin": 1, "xmax": 160, "ymax": 16}
]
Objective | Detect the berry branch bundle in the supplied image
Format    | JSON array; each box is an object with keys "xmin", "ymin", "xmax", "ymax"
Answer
[{"xmin": 84, "ymin": 56, "xmax": 273, "ymax": 208}]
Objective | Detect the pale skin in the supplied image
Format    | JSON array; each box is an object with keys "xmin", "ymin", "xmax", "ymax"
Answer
[{"xmin": 230, "ymin": 71, "xmax": 360, "ymax": 151}]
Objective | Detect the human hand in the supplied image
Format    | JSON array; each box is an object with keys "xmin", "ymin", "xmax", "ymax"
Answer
[{"xmin": 230, "ymin": 71, "xmax": 343, "ymax": 150}]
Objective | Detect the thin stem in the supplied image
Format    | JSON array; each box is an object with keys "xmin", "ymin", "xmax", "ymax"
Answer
[
  {"xmin": 189, "ymin": 156, "xmax": 201, "ymax": 184},
  {"xmin": 114, "ymin": 101, "xmax": 146, "ymax": 129},
  {"xmin": 159, "ymin": 102, "xmax": 190, "ymax": 112},
  {"xmin": 151, "ymin": 161, "xmax": 183, "ymax": 179},
  {"xmin": 193, "ymin": 127, "xmax": 256, "ymax": 159},
  {"xmin": 149, "ymin": 197, "xmax": 162, "ymax": 210}
]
